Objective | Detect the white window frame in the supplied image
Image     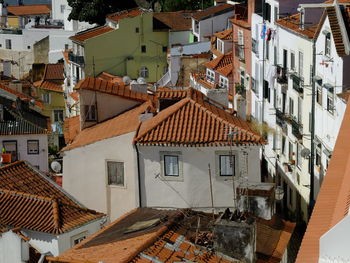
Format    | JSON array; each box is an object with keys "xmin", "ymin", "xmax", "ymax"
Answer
[
  {"xmin": 60, "ymin": 4, "xmax": 65, "ymax": 13},
  {"xmin": 27, "ymin": 140, "xmax": 39, "ymax": 155},
  {"xmin": 215, "ymin": 151, "xmax": 238, "ymax": 179},
  {"xmin": 206, "ymin": 69, "xmax": 215, "ymax": 83},
  {"xmin": 70, "ymin": 231, "xmax": 88, "ymax": 247},
  {"xmin": 160, "ymin": 151, "xmax": 183, "ymax": 181},
  {"xmin": 84, "ymin": 105, "xmax": 96, "ymax": 121},
  {"xmin": 219, "ymin": 75, "xmax": 228, "ymax": 89},
  {"xmin": 54, "ymin": 109, "xmax": 64, "ymax": 122},
  {"xmin": 106, "ymin": 160, "xmax": 125, "ymax": 187},
  {"xmin": 217, "ymin": 39, "xmax": 224, "ymax": 53},
  {"xmin": 325, "ymin": 32, "xmax": 331, "ymax": 57},
  {"xmin": 140, "ymin": 66, "xmax": 149, "ymax": 78},
  {"xmin": 42, "ymin": 93, "xmax": 51, "ymax": 104},
  {"xmin": 298, "ymin": 51, "xmax": 304, "ymax": 77}
]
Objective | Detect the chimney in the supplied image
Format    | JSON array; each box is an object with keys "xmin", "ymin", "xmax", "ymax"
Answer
[
  {"xmin": 234, "ymin": 93, "xmax": 246, "ymax": 121},
  {"xmin": 214, "ymin": 209, "xmax": 256, "ymax": 263},
  {"xmin": 236, "ymin": 182, "xmax": 276, "ymax": 220}
]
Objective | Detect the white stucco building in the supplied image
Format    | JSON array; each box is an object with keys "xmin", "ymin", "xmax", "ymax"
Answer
[
  {"xmin": 62, "ymin": 84, "xmax": 264, "ymax": 221},
  {"xmin": 0, "ymin": 161, "xmax": 106, "ymax": 261}
]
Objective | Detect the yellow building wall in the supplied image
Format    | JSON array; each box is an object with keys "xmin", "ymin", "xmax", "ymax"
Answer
[
  {"xmin": 83, "ymin": 12, "xmax": 169, "ymax": 83},
  {"xmin": 8, "ymin": 16, "xmax": 20, "ymax": 28},
  {"xmin": 37, "ymin": 89, "xmax": 65, "ymax": 121}
]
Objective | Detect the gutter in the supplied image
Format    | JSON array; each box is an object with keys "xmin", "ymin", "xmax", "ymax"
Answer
[{"xmin": 134, "ymin": 122, "xmax": 143, "ymax": 208}]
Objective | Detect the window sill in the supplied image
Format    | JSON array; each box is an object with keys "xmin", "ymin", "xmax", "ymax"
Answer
[
  {"xmin": 108, "ymin": 184, "xmax": 127, "ymax": 189},
  {"xmin": 160, "ymin": 175, "xmax": 184, "ymax": 182}
]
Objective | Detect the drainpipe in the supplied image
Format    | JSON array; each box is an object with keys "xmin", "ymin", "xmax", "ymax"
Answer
[
  {"xmin": 309, "ymin": 40, "xmax": 316, "ymax": 215},
  {"xmin": 135, "ymin": 143, "xmax": 142, "ymax": 208}
]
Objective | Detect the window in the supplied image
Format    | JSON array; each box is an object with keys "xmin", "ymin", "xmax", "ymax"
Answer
[
  {"xmin": 3, "ymin": 140, "xmax": 17, "ymax": 161},
  {"xmin": 283, "ymin": 49, "xmax": 288, "ymax": 69},
  {"xmin": 140, "ymin": 66, "xmax": 149, "ymax": 78},
  {"xmin": 240, "ymin": 70, "xmax": 245, "ymax": 87},
  {"xmin": 296, "ymin": 143, "xmax": 302, "ymax": 168},
  {"xmin": 325, "ymin": 32, "xmax": 331, "ymax": 56},
  {"xmin": 160, "ymin": 151, "xmax": 183, "ymax": 180},
  {"xmin": 219, "ymin": 76, "xmax": 228, "ymax": 89},
  {"xmin": 316, "ymin": 83, "xmax": 322, "ymax": 105},
  {"xmin": 71, "ymin": 232, "xmax": 87, "ymax": 247},
  {"xmin": 60, "ymin": 4, "xmax": 65, "ymax": 13},
  {"xmin": 325, "ymin": 84, "xmax": 334, "ymax": 114},
  {"xmin": 84, "ymin": 105, "xmax": 96, "ymax": 121},
  {"xmin": 298, "ymin": 51, "xmax": 304, "ymax": 77},
  {"xmin": 289, "ymin": 142, "xmax": 293, "ymax": 161},
  {"xmin": 274, "ymin": 6, "xmax": 278, "ymax": 22},
  {"xmin": 141, "ymin": 45, "xmax": 146, "ymax": 53},
  {"xmin": 238, "ymin": 30, "xmax": 244, "ymax": 46},
  {"xmin": 27, "ymin": 140, "xmax": 39, "ymax": 155},
  {"xmin": 42, "ymin": 93, "xmax": 51, "ymax": 104},
  {"xmin": 162, "ymin": 46, "xmax": 167, "ymax": 52},
  {"xmin": 5, "ymin": 39, "xmax": 11, "ymax": 50},
  {"xmin": 107, "ymin": 161, "xmax": 124, "ymax": 186},
  {"xmin": 263, "ymin": 2, "xmax": 271, "ymax": 22},
  {"xmin": 65, "ymin": 44, "xmax": 69, "ymax": 50},
  {"xmin": 219, "ymin": 155, "xmax": 234, "ymax": 176},
  {"xmin": 217, "ymin": 39, "xmax": 223, "ymax": 53},
  {"xmin": 266, "ymin": 39, "xmax": 269, "ymax": 60},
  {"xmin": 282, "ymin": 135, "xmax": 286, "ymax": 155},
  {"xmin": 135, "ymin": 27, "xmax": 139, "ymax": 33},
  {"xmin": 27, "ymin": 46, "xmax": 30, "ymax": 49},
  {"xmin": 290, "ymin": 52, "xmax": 295, "ymax": 71},
  {"xmin": 206, "ymin": 69, "xmax": 215, "ymax": 83},
  {"xmin": 164, "ymin": 155, "xmax": 179, "ymax": 176},
  {"xmin": 315, "ymin": 140, "xmax": 321, "ymax": 167},
  {"xmin": 298, "ymin": 96, "xmax": 302, "ymax": 123},
  {"xmin": 263, "ymin": 80, "xmax": 270, "ymax": 102},
  {"xmin": 289, "ymin": 97, "xmax": 294, "ymax": 116},
  {"xmin": 54, "ymin": 110, "xmax": 64, "ymax": 122}
]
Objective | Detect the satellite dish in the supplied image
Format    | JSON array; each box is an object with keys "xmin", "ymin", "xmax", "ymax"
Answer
[
  {"xmin": 137, "ymin": 77, "xmax": 146, "ymax": 84},
  {"xmin": 123, "ymin": 76, "xmax": 131, "ymax": 85},
  {"xmin": 130, "ymin": 80, "xmax": 138, "ymax": 85},
  {"xmin": 301, "ymin": 148, "xmax": 311, "ymax": 158},
  {"xmin": 51, "ymin": 161, "xmax": 62, "ymax": 173}
]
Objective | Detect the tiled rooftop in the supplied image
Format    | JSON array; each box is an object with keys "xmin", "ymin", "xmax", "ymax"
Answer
[
  {"xmin": 70, "ymin": 26, "xmax": 114, "ymax": 44},
  {"xmin": 62, "ymin": 101, "xmax": 154, "ymax": 151},
  {"xmin": 153, "ymin": 11, "xmax": 193, "ymax": 31},
  {"xmin": 297, "ymin": 96, "xmax": 350, "ymax": 262},
  {"xmin": 43, "ymin": 63, "xmax": 64, "ymax": 81},
  {"xmin": 214, "ymin": 28, "xmax": 233, "ymax": 40},
  {"xmin": 276, "ymin": 13, "xmax": 318, "ymax": 39},
  {"xmin": 48, "ymin": 208, "xmax": 294, "ymax": 263},
  {"xmin": 0, "ymin": 161, "xmax": 104, "ymax": 234},
  {"xmin": 107, "ymin": 8, "xmax": 144, "ymax": 22},
  {"xmin": 0, "ymin": 84, "xmax": 43, "ymax": 109},
  {"xmin": 75, "ymin": 77, "xmax": 151, "ymax": 102},
  {"xmin": 6, "ymin": 4, "xmax": 51, "ymax": 16},
  {"xmin": 34, "ymin": 80, "xmax": 63, "ymax": 93},
  {"xmin": 136, "ymin": 96, "xmax": 264, "ymax": 147},
  {"xmin": 192, "ymin": 3, "xmax": 234, "ymax": 21},
  {"xmin": 64, "ymin": 115, "xmax": 80, "ymax": 144},
  {"xmin": 205, "ymin": 52, "xmax": 233, "ymax": 77}
]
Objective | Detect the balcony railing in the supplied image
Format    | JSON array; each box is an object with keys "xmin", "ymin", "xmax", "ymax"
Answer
[
  {"xmin": 68, "ymin": 52, "xmax": 85, "ymax": 66},
  {"xmin": 252, "ymin": 39, "xmax": 258, "ymax": 54},
  {"xmin": 277, "ymin": 65, "xmax": 287, "ymax": 84},
  {"xmin": 291, "ymin": 118, "xmax": 303, "ymax": 139}
]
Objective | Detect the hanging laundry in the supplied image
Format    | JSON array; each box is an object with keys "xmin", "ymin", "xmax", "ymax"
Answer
[
  {"xmin": 267, "ymin": 28, "xmax": 272, "ymax": 41},
  {"xmin": 261, "ymin": 24, "xmax": 267, "ymax": 40}
]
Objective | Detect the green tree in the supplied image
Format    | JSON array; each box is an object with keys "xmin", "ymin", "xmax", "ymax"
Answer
[
  {"xmin": 159, "ymin": 0, "xmax": 214, "ymax": 11},
  {"xmin": 67, "ymin": 0, "xmax": 139, "ymax": 25}
]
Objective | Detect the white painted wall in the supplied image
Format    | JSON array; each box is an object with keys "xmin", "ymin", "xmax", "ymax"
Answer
[
  {"xmin": 0, "ymin": 231, "xmax": 27, "ymax": 263},
  {"xmin": 319, "ymin": 214, "xmax": 350, "ymax": 262},
  {"xmin": 169, "ymin": 31, "xmax": 191, "ymax": 46},
  {"xmin": 52, "ymin": 0, "xmax": 68, "ymax": 21},
  {"xmin": 1, "ymin": 134, "xmax": 48, "ymax": 171},
  {"xmin": 192, "ymin": 11, "xmax": 233, "ymax": 42},
  {"xmin": 79, "ymin": 90, "xmax": 141, "ymax": 129},
  {"xmin": 48, "ymin": 30, "xmax": 75, "ymax": 63},
  {"xmin": 138, "ymin": 145, "xmax": 261, "ymax": 210},
  {"xmin": 63, "ymin": 132, "xmax": 139, "ymax": 221}
]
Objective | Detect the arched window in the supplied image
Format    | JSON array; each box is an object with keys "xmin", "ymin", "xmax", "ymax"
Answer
[{"xmin": 140, "ymin": 66, "xmax": 149, "ymax": 78}]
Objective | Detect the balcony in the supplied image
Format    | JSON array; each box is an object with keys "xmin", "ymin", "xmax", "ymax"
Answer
[
  {"xmin": 276, "ymin": 109, "xmax": 287, "ymax": 133},
  {"xmin": 291, "ymin": 118, "xmax": 303, "ymax": 139},
  {"xmin": 0, "ymin": 29, "xmax": 22, "ymax": 35},
  {"xmin": 277, "ymin": 65, "xmax": 287, "ymax": 84},
  {"xmin": 68, "ymin": 52, "xmax": 85, "ymax": 66},
  {"xmin": 291, "ymin": 74, "xmax": 303, "ymax": 94}
]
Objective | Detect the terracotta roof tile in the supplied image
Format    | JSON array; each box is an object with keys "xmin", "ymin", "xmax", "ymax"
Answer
[
  {"xmin": 63, "ymin": 49, "xmax": 72, "ymax": 64},
  {"xmin": 64, "ymin": 115, "xmax": 80, "ymax": 144},
  {"xmin": 326, "ymin": 6, "xmax": 347, "ymax": 56},
  {"xmin": 43, "ymin": 63, "xmax": 64, "ymax": 81},
  {"xmin": 296, "ymin": 97, "xmax": 350, "ymax": 262},
  {"xmin": 62, "ymin": 101, "xmax": 154, "ymax": 151},
  {"xmin": 136, "ymin": 96, "xmax": 264, "ymax": 146},
  {"xmin": 0, "ymin": 189, "xmax": 103, "ymax": 234},
  {"xmin": 0, "ymin": 161, "xmax": 104, "ymax": 234},
  {"xmin": 107, "ymin": 8, "xmax": 143, "ymax": 22},
  {"xmin": 205, "ymin": 52, "xmax": 233, "ymax": 77},
  {"xmin": 7, "ymin": 4, "xmax": 51, "ymax": 16},
  {"xmin": 97, "ymin": 72, "xmax": 124, "ymax": 84},
  {"xmin": 76, "ymin": 77, "xmax": 151, "ymax": 102},
  {"xmin": 192, "ymin": 4, "xmax": 234, "ymax": 21},
  {"xmin": 0, "ymin": 84, "xmax": 43, "ymax": 109},
  {"xmin": 153, "ymin": 11, "xmax": 193, "ymax": 31},
  {"xmin": 70, "ymin": 26, "xmax": 114, "ymax": 44},
  {"xmin": 214, "ymin": 28, "xmax": 233, "ymax": 40},
  {"xmin": 276, "ymin": 13, "xmax": 318, "ymax": 39},
  {"xmin": 36, "ymin": 80, "xmax": 63, "ymax": 93},
  {"xmin": 69, "ymin": 91, "xmax": 79, "ymax": 102}
]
